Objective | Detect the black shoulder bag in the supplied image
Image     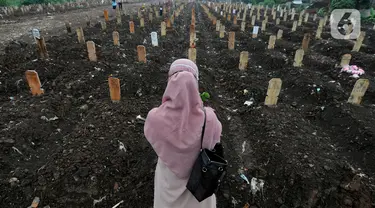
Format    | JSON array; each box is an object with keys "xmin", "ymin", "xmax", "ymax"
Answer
[{"xmin": 186, "ymin": 109, "xmax": 228, "ymax": 202}]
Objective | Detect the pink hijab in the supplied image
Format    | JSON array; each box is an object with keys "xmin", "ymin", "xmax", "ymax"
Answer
[{"xmin": 144, "ymin": 59, "xmax": 222, "ymax": 179}]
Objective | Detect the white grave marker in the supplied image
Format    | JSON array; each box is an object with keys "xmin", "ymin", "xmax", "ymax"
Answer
[
  {"xmin": 32, "ymin": 28, "xmax": 40, "ymax": 40},
  {"xmin": 151, "ymin": 32, "xmax": 158, "ymax": 47}
]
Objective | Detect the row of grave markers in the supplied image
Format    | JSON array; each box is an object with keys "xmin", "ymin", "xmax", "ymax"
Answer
[
  {"xmin": 202, "ymin": 3, "xmax": 369, "ymax": 105},
  {"xmin": 25, "ymin": 3, "xmax": 369, "ymax": 105},
  {"xmin": 27, "ymin": 3, "xmax": 186, "ymax": 103}
]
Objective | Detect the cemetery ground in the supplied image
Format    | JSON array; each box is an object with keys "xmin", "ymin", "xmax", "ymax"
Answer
[{"xmin": 0, "ymin": 2, "xmax": 375, "ymax": 208}]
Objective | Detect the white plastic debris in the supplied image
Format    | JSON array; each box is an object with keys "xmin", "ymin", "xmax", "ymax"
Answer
[
  {"xmin": 40, "ymin": 116, "xmax": 59, "ymax": 122},
  {"xmin": 243, "ymin": 89, "xmax": 249, "ymax": 95},
  {"xmin": 118, "ymin": 141, "xmax": 126, "ymax": 152},
  {"xmin": 242, "ymin": 141, "xmax": 246, "ymax": 153},
  {"xmin": 244, "ymin": 98, "xmax": 254, "ymax": 106},
  {"xmin": 112, "ymin": 200, "xmax": 124, "ymax": 208},
  {"xmin": 136, "ymin": 115, "xmax": 146, "ymax": 121},
  {"xmin": 93, "ymin": 196, "xmax": 106, "ymax": 206},
  {"xmin": 251, "ymin": 177, "xmax": 265, "ymax": 195}
]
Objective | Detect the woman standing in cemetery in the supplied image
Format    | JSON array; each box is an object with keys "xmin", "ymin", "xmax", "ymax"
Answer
[
  {"xmin": 144, "ymin": 59, "xmax": 222, "ymax": 208},
  {"xmin": 112, "ymin": 0, "xmax": 117, "ymax": 10}
]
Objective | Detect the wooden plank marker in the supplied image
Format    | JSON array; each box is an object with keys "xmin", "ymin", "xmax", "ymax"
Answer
[
  {"xmin": 113, "ymin": 31, "xmax": 120, "ymax": 46},
  {"xmin": 302, "ymin": 33, "xmax": 311, "ymax": 52},
  {"xmin": 340, "ymin": 54, "xmax": 352, "ymax": 67},
  {"xmin": 272, "ymin": 11, "xmax": 276, "ymax": 20},
  {"xmin": 241, "ymin": 21, "xmax": 246, "ymax": 32},
  {"xmin": 108, "ymin": 77, "xmax": 121, "ymax": 102},
  {"xmin": 227, "ymin": 14, "xmax": 231, "ymax": 21},
  {"xmin": 104, "ymin": 10, "xmax": 109, "ymax": 22},
  {"xmin": 161, "ymin": 21, "xmax": 166, "ymax": 36},
  {"xmin": 304, "ymin": 13, "xmax": 309, "ymax": 22},
  {"xmin": 298, "ymin": 14, "xmax": 303, "ymax": 26},
  {"xmin": 352, "ymin": 31, "xmax": 366, "ymax": 52},
  {"xmin": 277, "ymin": 29, "xmax": 283, "ymax": 39},
  {"xmin": 276, "ymin": 18, "xmax": 280, "ymax": 25},
  {"xmin": 190, "ymin": 24, "xmax": 195, "ymax": 47},
  {"xmin": 216, "ymin": 20, "xmax": 221, "ymax": 32},
  {"xmin": 87, "ymin": 41, "xmax": 97, "ymax": 62},
  {"xmin": 149, "ymin": 13, "xmax": 153, "ymax": 22},
  {"xmin": 228, "ymin": 32, "xmax": 235, "ymax": 50},
  {"xmin": 239, "ymin": 51, "xmax": 249, "ymax": 70},
  {"xmin": 348, "ymin": 79, "xmax": 369, "ymax": 105},
  {"xmin": 101, "ymin": 21, "xmax": 107, "ymax": 31},
  {"xmin": 76, "ymin": 27, "xmax": 85, "ymax": 44},
  {"xmin": 293, "ymin": 49, "xmax": 304, "ymax": 67},
  {"xmin": 188, "ymin": 48, "xmax": 197, "ymax": 63},
  {"xmin": 265, "ymin": 78, "xmax": 282, "ymax": 106},
  {"xmin": 36, "ymin": 37, "xmax": 48, "ymax": 59},
  {"xmin": 313, "ymin": 14, "xmax": 317, "ymax": 21},
  {"xmin": 268, "ymin": 35, "xmax": 276, "ymax": 49},
  {"xmin": 65, "ymin": 22, "xmax": 72, "ymax": 33},
  {"xmin": 292, "ymin": 20, "xmax": 297, "ymax": 32},
  {"xmin": 220, "ymin": 25, "xmax": 225, "ymax": 38},
  {"xmin": 117, "ymin": 11, "xmax": 122, "ymax": 25},
  {"xmin": 251, "ymin": 15, "xmax": 256, "ymax": 26},
  {"xmin": 140, "ymin": 18, "xmax": 145, "ymax": 28},
  {"xmin": 25, "ymin": 70, "xmax": 44, "ymax": 96},
  {"xmin": 137, "ymin": 45, "xmax": 146, "ymax": 63},
  {"xmin": 233, "ymin": 15, "xmax": 237, "ymax": 25},
  {"xmin": 129, "ymin": 21, "xmax": 135, "ymax": 33},
  {"xmin": 261, "ymin": 20, "xmax": 267, "ymax": 32},
  {"xmin": 316, "ymin": 19, "xmax": 324, "ymax": 39}
]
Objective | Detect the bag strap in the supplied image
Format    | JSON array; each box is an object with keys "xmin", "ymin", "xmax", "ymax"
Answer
[{"xmin": 200, "ymin": 108, "xmax": 206, "ymax": 150}]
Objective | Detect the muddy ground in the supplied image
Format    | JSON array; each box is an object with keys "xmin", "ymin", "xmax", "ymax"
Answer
[{"xmin": 0, "ymin": 3, "xmax": 374, "ymax": 208}]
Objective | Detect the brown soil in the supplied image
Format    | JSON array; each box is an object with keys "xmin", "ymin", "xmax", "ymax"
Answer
[{"xmin": 0, "ymin": 3, "xmax": 374, "ymax": 208}]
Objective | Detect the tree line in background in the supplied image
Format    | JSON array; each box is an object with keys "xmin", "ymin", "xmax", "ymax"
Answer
[{"xmin": 0, "ymin": 0, "xmax": 76, "ymax": 6}]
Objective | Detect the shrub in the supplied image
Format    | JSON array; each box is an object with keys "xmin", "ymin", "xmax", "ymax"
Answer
[
  {"xmin": 330, "ymin": 0, "xmax": 355, "ymax": 11},
  {"xmin": 317, "ymin": 7, "xmax": 328, "ymax": 17}
]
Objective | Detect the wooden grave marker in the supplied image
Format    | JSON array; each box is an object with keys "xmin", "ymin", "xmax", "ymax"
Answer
[
  {"xmin": 241, "ymin": 21, "xmax": 246, "ymax": 32},
  {"xmin": 101, "ymin": 21, "xmax": 107, "ymax": 31},
  {"xmin": 316, "ymin": 19, "xmax": 324, "ymax": 39},
  {"xmin": 117, "ymin": 11, "xmax": 122, "ymax": 25},
  {"xmin": 313, "ymin": 13, "xmax": 317, "ymax": 21},
  {"xmin": 220, "ymin": 25, "xmax": 225, "ymax": 38},
  {"xmin": 239, "ymin": 51, "xmax": 249, "ymax": 70},
  {"xmin": 188, "ymin": 48, "xmax": 197, "ymax": 63},
  {"xmin": 113, "ymin": 31, "xmax": 120, "ymax": 46},
  {"xmin": 347, "ymin": 79, "xmax": 369, "ymax": 105},
  {"xmin": 265, "ymin": 78, "xmax": 282, "ymax": 106},
  {"xmin": 268, "ymin": 35, "xmax": 276, "ymax": 49},
  {"xmin": 261, "ymin": 20, "xmax": 267, "ymax": 32},
  {"xmin": 352, "ymin": 31, "xmax": 366, "ymax": 52},
  {"xmin": 76, "ymin": 27, "xmax": 85, "ymax": 44},
  {"xmin": 298, "ymin": 14, "xmax": 303, "ymax": 26},
  {"xmin": 129, "ymin": 21, "xmax": 135, "ymax": 33},
  {"xmin": 140, "ymin": 18, "xmax": 145, "ymax": 27},
  {"xmin": 104, "ymin": 10, "xmax": 109, "ymax": 22},
  {"xmin": 292, "ymin": 20, "xmax": 297, "ymax": 32},
  {"xmin": 36, "ymin": 37, "xmax": 48, "ymax": 59},
  {"xmin": 161, "ymin": 21, "xmax": 166, "ymax": 36},
  {"xmin": 293, "ymin": 49, "xmax": 304, "ymax": 67},
  {"xmin": 228, "ymin": 32, "xmax": 235, "ymax": 50},
  {"xmin": 137, "ymin": 45, "xmax": 146, "ymax": 63},
  {"xmin": 87, "ymin": 41, "xmax": 97, "ymax": 62},
  {"xmin": 304, "ymin": 13, "xmax": 309, "ymax": 22},
  {"xmin": 302, "ymin": 33, "xmax": 311, "ymax": 52},
  {"xmin": 251, "ymin": 15, "xmax": 256, "ymax": 25},
  {"xmin": 216, "ymin": 20, "xmax": 221, "ymax": 32},
  {"xmin": 283, "ymin": 13, "xmax": 287, "ymax": 21},
  {"xmin": 65, "ymin": 22, "xmax": 72, "ymax": 33},
  {"xmin": 277, "ymin": 29, "xmax": 283, "ymax": 39},
  {"xmin": 25, "ymin": 70, "xmax": 44, "ymax": 96},
  {"xmin": 276, "ymin": 18, "xmax": 280, "ymax": 25},
  {"xmin": 190, "ymin": 24, "xmax": 195, "ymax": 47},
  {"xmin": 233, "ymin": 15, "xmax": 237, "ymax": 25},
  {"xmin": 108, "ymin": 77, "xmax": 121, "ymax": 102},
  {"xmin": 340, "ymin": 54, "xmax": 352, "ymax": 67}
]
